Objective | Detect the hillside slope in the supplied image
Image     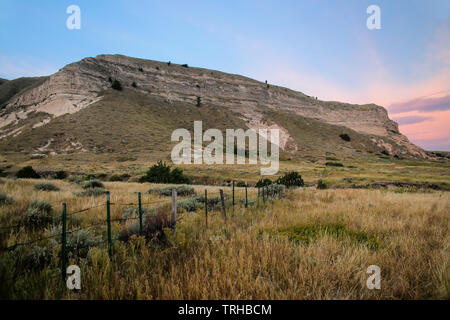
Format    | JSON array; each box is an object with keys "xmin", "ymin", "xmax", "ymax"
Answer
[{"xmin": 0, "ymin": 54, "xmax": 428, "ymax": 159}]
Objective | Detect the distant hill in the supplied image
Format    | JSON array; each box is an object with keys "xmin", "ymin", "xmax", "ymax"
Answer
[{"xmin": 0, "ymin": 54, "xmax": 429, "ymax": 160}]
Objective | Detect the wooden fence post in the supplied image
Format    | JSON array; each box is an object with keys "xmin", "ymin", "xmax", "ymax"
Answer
[
  {"xmin": 172, "ymin": 189, "xmax": 177, "ymax": 232},
  {"xmin": 61, "ymin": 203, "xmax": 67, "ymax": 282},
  {"xmin": 106, "ymin": 192, "xmax": 112, "ymax": 258},
  {"xmin": 138, "ymin": 192, "xmax": 143, "ymax": 236},
  {"xmin": 204, "ymin": 187, "xmax": 208, "ymax": 227},
  {"xmin": 220, "ymin": 189, "xmax": 227, "ymax": 223}
]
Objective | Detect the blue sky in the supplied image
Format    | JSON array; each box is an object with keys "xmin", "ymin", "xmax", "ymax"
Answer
[{"xmin": 1, "ymin": 0, "xmax": 449, "ymax": 150}]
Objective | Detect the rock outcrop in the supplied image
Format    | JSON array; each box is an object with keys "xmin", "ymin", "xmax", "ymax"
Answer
[{"xmin": 0, "ymin": 54, "xmax": 428, "ymax": 158}]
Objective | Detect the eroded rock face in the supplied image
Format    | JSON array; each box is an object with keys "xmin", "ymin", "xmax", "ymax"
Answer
[{"xmin": 0, "ymin": 54, "xmax": 427, "ymax": 158}]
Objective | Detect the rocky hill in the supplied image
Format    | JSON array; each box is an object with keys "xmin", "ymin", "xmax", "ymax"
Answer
[{"xmin": 0, "ymin": 54, "xmax": 428, "ymax": 159}]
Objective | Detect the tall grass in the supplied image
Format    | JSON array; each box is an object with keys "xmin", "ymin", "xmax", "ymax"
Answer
[{"xmin": 0, "ymin": 178, "xmax": 448, "ymax": 299}]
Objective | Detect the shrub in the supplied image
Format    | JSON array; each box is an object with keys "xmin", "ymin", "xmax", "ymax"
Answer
[
  {"xmin": 317, "ymin": 179, "xmax": 328, "ymax": 189},
  {"xmin": 256, "ymin": 178, "xmax": 272, "ymax": 188},
  {"xmin": 381, "ymin": 150, "xmax": 390, "ymax": 156},
  {"xmin": 69, "ymin": 175, "xmax": 84, "ymax": 185},
  {"xmin": 119, "ymin": 205, "xmax": 171, "ymax": 244},
  {"xmin": 265, "ymin": 183, "xmax": 286, "ymax": 198},
  {"xmin": 109, "ymin": 174, "xmax": 130, "ymax": 182},
  {"xmin": 23, "ymin": 246, "xmax": 53, "ymax": 270},
  {"xmin": 276, "ymin": 171, "xmax": 304, "ymax": 188},
  {"xmin": 181, "ymin": 64, "xmax": 189, "ymax": 68},
  {"xmin": 236, "ymin": 181, "xmax": 246, "ymax": 187},
  {"xmin": 178, "ymin": 198, "xmax": 201, "ymax": 212},
  {"xmin": 16, "ymin": 166, "xmax": 40, "ymax": 179},
  {"xmin": 54, "ymin": 170, "xmax": 67, "ymax": 180},
  {"xmin": 131, "ymin": 82, "xmax": 137, "ymax": 88},
  {"xmin": 148, "ymin": 185, "xmax": 196, "ymax": 197},
  {"xmin": 24, "ymin": 200, "xmax": 54, "ymax": 227},
  {"xmin": 52, "ymin": 228, "xmax": 102, "ymax": 259},
  {"xmin": 139, "ymin": 161, "xmax": 191, "ymax": 184},
  {"xmin": 111, "ymin": 79, "xmax": 122, "ymax": 91},
  {"xmin": 325, "ymin": 162, "xmax": 344, "ymax": 167},
  {"xmin": 76, "ymin": 188, "xmax": 107, "ymax": 197},
  {"xmin": 34, "ymin": 183, "xmax": 60, "ymax": 192},
  {"xmin": 194, "ymin": 193, "xmax": 229, "ymax": 210},
  {"xmin": 82, "ymin": 179, "xmax": 104, "ymax": 189},
  {"xmin": 0, "ymin": 193, "xmax": 13, "ymax": 205},
  {"xmin": 339, "ymin": 134, "xmax": 351, "ymax": 142}
]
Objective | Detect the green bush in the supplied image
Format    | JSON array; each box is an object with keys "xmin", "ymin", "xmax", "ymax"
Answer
[
  {"xmin": 236, "ymin": 181, "xmax": 246, "ymax": 187},
  {"xmin": 0, "ymin": 193, "xmax": 13, "ymax": 205},
  {"xmin": 16, "ymin": 166, "xmax": 40, "ymax": 179},
  {"xmin": 54, "ymin": 171, "xmax": 67, "ymax": 180},
  {"xmin": 194, "ymin": 193, "xmax": 229, "ymax": 210},
  {"xmin": 148, "ymin": 185, "xmax": 196, "ymax": 197},
  {"xmin": 276, "ymin": 171, "xmax": 304, "ymax": 188},
  {"xmin": 53, "ymin": 228, "xmax": 102, "ymax": 259},
  {"xmin": 139, "ymin": 161, "xmax": 190, "ymax": 184},
  {"xmin": 325, "ymin": 162, "xmax": 344, "ymax": 167},
  {"xmin": 76, "ymin": 188, "xmax": 108, "ymax": 197},
  {"xmin": 82, "ymin": 179, "xmax": 104, "ymax": 189},
  {"xmin": 339, "ymin": 134, "xmax": 351, "ymax": 142},
  {"xmin": 265, "ymin": 183, "xmax": 286, "ymax": 198},
  {"xmin": 178, "ymin": 198, "xmax": 201, "ymax": 212},
  {"xmin": 24, "ymin": 200, "xmax": 54, "ymax": 227},
  {"xmin": 23, "ymin": 246, "xmax": 53, "ymax": 270},
  {"xmin": 256, "ymin": 178, "xmax": 272, "ymax": 188},
  {"xmin": 119, "ymin": 205, "xmax": 171, "ymax": 244},
  {"xmin": 34, "ymin": 183, "xmax": 60, "ymax": 192},
  {"xmin": 317, "ymin": 179, "xmax": 328, "ymax": 189},
  {"xmin": 111, "ymin": 79, "xmax": 122, "ymax": 91},
  {"xmin": 109, "ymin": 174, "xmax": 130, "ymax": 182}
]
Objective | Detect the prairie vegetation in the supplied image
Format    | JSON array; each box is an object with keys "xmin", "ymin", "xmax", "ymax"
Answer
[{"xmin": 0, "ymin": 178, "xmax": 448, "ymax": 299}]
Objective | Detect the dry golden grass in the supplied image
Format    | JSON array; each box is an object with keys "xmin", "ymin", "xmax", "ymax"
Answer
[{"xmin": 0, "ymin": 178, "xmax": 448, "ymax": 299}]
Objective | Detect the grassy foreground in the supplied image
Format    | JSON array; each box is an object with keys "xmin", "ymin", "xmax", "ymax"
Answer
[{"xmin": 0, "ymin": 178, "xmax": 448, "ymax": 299}]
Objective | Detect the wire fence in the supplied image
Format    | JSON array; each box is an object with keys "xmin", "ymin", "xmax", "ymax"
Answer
[{"xmin": 0, "ymin": 183, "xmax": 282, "ymax": 282}]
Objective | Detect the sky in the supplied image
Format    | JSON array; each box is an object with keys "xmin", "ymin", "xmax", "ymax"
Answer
[{"xmin": 1, "ymin": 0, "xmax": 449, "ymax": 151}]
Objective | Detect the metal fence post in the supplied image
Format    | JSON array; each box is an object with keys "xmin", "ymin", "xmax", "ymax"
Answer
[
  {"xmin": 232, "ymin": 180, "xmax": 235, "ymax": 209},
  {"xmin": 204, "ymin": 187, "xmax": 208, "ymax": 227},
  {"xmin": 245, "ymin": 183, "xmax": 248, "ymax": 208},
  {"xmin": 61, "ymin": 203, "xmax": 67, "ymax": 283},
  {"xmin": 220, "ymin": 189, "xmax": 227, "ymax": 223},
  {"xmin": 138, "ymin": 192, "xmax": 143, "ymax": 236},
  {"xmin": 106, "ymin": 192, "xmax": 112, "ymax": 258},
  {"xmin": 172, "ymin": 189, "xmax": 177, "ymax": 232}
]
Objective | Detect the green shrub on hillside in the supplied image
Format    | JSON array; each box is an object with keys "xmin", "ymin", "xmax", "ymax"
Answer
[
  {"xmin": 54, "ymin": 171, "xmax": 67, "ymax": 180},
  {"xmin": 256, "ymin": 178, "xmax": 272, "ymax": 188},
  {"xmin": 34, "ymin": 183, "xmax": 60, "ymax": 192},
  {"xmin": 0, "ymin": 193, "xmax": 13, "ymax": 205},
  {"xmin": 76, "ymin": 188, "xmax": 108, "ymax": 197},
  {"xmin": 139, "ymin": 161, "xmax": 190, "ymax": 184},
  {"xmin": 325, "ymin": 162, "xmax": 344, "ymax": 167},
  {"xmin": 339, "ymin": 134, "xmax": 351, "ymax": 142},
  {"xmin": 24, "ymin": 200, "xmax": 54, "ymax": 228},
  {"xmin": 276, "ymin": 171, "xmax": 304, "ymax": 188},
  {"xmin": 148, "ymin": 185, "xmax": 196, "ymax": 197},
  {"xmin": 111, "ymin": 79, "xmax": 122, "ymax": 91},
  {"xmin": 16, "ymin": 166, "xmax": 40, "ymax": 179},
  {"xmin": 317, "ymin": 179, "xmax": 328, "ymax": 189},
  {"xmin": 82, "ymin": 180, "xmax": 104, "ymax": 189}
]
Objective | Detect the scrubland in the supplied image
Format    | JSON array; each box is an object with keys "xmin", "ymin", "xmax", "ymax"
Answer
[{"xmin": 0, "ymin": 178, "xmax": 448, "ymax": 299}]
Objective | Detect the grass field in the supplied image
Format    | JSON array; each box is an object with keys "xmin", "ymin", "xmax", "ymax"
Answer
[{"xmin": 0, "ymin": 175, "xmax": 448, "ymax": 299}]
